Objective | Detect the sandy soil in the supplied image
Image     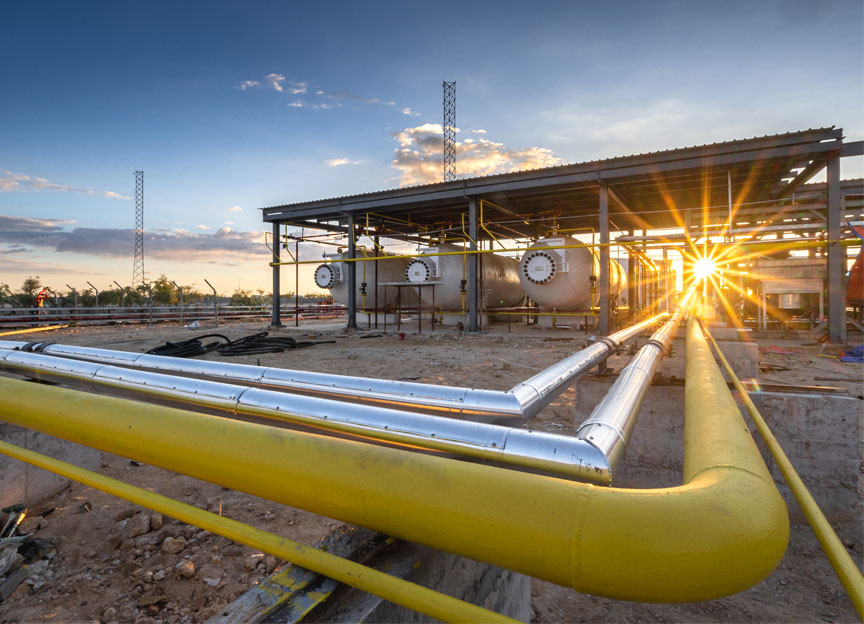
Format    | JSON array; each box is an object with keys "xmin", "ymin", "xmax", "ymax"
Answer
[{"xmin": 0, "ymin": 319, "xmax": 861, "ymax": 623}]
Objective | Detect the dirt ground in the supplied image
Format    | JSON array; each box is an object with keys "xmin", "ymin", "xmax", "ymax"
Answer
[{"xmin": 0, "ymin": 318, "xmax": 861, "ymax": 623}]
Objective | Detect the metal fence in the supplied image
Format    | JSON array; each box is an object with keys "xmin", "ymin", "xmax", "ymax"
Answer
[{"xmin": 0, "ymin": 304, "xmax": 345, "ymax": 328}]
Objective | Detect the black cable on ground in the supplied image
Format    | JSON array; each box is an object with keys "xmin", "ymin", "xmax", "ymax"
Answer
[
  {"xmin": 145, "ymin": 334, "xmax": 232, "ymax": 357},
  {"xmin": 146, "ymin": 332, "xmax": 335, "ymax": 358},
  {"xmin": 216, "ymin": 332, "xmax": 335, "ymax": 356}
]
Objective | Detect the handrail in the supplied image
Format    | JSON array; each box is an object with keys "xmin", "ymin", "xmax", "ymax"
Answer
[
  {"xmin": 0, "ymin": 439, "xmax": 516, "ymax": 624},
  {"xmin": 0, "ymin": 345, "xmax": 789, "ymax": 603},
  {"xmin": 699, "ymin": 320, "xmax": 864, "ymax": 619}
]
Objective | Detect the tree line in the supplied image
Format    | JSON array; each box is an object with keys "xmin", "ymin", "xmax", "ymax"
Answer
[{"xmin": 0, "ymin": 275, "xmax": 329, "ymax": 308}]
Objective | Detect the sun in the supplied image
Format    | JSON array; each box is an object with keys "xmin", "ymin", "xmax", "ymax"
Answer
[{"xmin": 693, "ymin": 258, "xmax": 717, "ymax": 281}]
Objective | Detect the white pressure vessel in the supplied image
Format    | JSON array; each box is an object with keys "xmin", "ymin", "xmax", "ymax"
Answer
[
  {"xmin": 314, "ymin": 249, "xmax": 413, "ymax": 309},
  {"xmin": 518, "ymin": 236, "xmax": 626, "ymax": 310},
  {"xmin": 404, "ymin": 243, "xmax": 524, "ymax": 309}
]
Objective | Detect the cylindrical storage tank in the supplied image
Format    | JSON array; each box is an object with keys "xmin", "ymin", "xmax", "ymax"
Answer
[
  {"xmin": 518, "ymin": 236, "xmax": 626, "ymax": 310},
  {"xmin": 404, "ymin": 243, "xmax": 524, "ymax": 309},
  {"xmin": 314, "ymin": 249, "xmax": 413, "ymax": 309}
]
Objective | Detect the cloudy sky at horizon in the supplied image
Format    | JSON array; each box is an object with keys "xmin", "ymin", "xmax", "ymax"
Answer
[{"xmin": 1, "ymin": 0, "xmax": 862, "ymax": 295}]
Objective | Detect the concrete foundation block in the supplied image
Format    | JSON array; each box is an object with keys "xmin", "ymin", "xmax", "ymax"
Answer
[
  {"xmin": 0, "ymin": 424, "xmax": 102, "ymax": 509},
  {"xmin": 304, "ymin": 541, "xmax": 531, "ymax": 623},
  {"xmin": 573, "ymin": 379, "xmax": 863, "ymax": 521}
]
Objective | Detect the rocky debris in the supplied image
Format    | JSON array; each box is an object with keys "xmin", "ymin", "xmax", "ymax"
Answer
[
  {"xmin": 149, "ymin": 514, "xmax": 163, "ymax": 532},
  {"xmin": 161, "ymin": 536, "xmax": 186, "ymax": 555},
  {"xmin": 244, "ymin": 553, "xmax": 264, "ymax": 571},
  {"xmin": 174, "ymin": 559, "xmax": 195, "ymax": 579},
  {"xmin": 127, "ymin": 513, "xmax": 151, "ymax": 538}
]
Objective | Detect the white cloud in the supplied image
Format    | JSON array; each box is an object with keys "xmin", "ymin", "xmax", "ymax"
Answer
[
  {"xmin": 236, "ymin": 80, "xmax": 259, "ymax": 90},
  {"xmin": 313, "ymin": 103, "xmax": 334, "ymax": 110},
  {"xmin": 288, "ymin": 81, "xmax": 307, "ymax": 95},
  {"xmin": 195, "ymin": 224, "xmax": 210, "ymax": 230},
  {"xmin": 315, "ymin": 90, "xmax": 325, "ymax": 95},
  {"xmin": 264, "ymin": 73, "xmax": 286, "ymax": 92},
  {"xmin": 472, "ymin": 129, "xmax": 487, "ymax": 134},
  {"xmin": 326, "ymin": 158, "xmax": 361, "ymax": 167},
  {"xmin": 0, "ymin": 170, "xmax": 129, "ymax": 199},
  {"xmin": 391, "ymin": 124, "xmax": 563, "ymax": 186},
  {"xmin": 287, "ymin": 101, "xmax": 304, "ymax": 108},
  {"xmin": 401, "ymin": 107, "xmax": 420, "ymax": 116},
  {"xmin": 229, "ymin": 205, "xmax": 242, "ymax": 213},
  {"xmin": 225, "ymin": 221, "xmax": 234, "ymax": 225}
]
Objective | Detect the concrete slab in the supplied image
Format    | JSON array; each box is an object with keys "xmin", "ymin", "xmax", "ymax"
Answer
[
  {"xmin": 0, "ymin": 423, "xmax": 101, "ymax": 509},
  {"xmin": 573, "ymin": 378, "xmax": 863, "ymax": 521}
]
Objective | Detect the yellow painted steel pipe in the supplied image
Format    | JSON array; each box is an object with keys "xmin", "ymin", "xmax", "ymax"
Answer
[
  {"xmin": 269, "ymin": 238, "xmax": 861, "ymax": 266},
  {"xmin": 0, "ymin": 369, "xmax": 788, "ymax": 603},
  {"xmin": 0, "ymin": 440, "xmax": 515, "ymax": 624},
  {"xmin": 699, "ymin": 321, "xmax": 864, "ymax": 620},
  {"xmin": 0, "ymin": 324, "xmax": 69, "ymax": 337}
]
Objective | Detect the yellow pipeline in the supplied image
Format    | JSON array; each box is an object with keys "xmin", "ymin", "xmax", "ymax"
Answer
[
  {"xmin": 0, "ymin": 439, "xmax": 514, "ymax": 624},
  {"xmin": 0, "ymin": 324, "xmax": 69, "ymax": 337},
  {"xmin": 699, "ymin": 322, "xmax": 864, "ymax": 619},
  {"xmin": 0, "ymin": 366, "xmax": 788, "ymax": 603},
  {"xmin": 270, "ymin": 237, "xmax": 861, "ymax": 267}
]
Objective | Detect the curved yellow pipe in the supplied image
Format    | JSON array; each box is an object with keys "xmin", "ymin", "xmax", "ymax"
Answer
[
  {"xmin": 0, "ymin": 336, "xmax": 788, "ymax": 603},
  {"xmin": 700, "ymin": 321, "xmax": 864, "ymax": 619}
]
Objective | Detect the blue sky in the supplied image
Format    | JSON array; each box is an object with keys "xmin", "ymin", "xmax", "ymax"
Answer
[{"xmin": 1, "ymin": 0, "xmax": 862, "ymax": 295}]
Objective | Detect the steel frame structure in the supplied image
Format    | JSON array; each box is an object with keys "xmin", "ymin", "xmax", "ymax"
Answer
[{"xmin": 262, "ymin": 128, "xmax": 863, "ymax": 341}]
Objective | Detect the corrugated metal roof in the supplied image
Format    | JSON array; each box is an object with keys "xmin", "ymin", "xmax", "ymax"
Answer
[{"xmin": 261, "ymin": 127, "xmax": 839, "ymax": 211}]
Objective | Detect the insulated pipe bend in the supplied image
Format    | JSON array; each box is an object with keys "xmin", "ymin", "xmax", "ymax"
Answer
[
  {"xmin": 0, "ymin": 314, "xmax": 666, "ymax": 426},
  {"xmin": 0, "ymin": 319, "xmax": 789, "ymax": 602}
]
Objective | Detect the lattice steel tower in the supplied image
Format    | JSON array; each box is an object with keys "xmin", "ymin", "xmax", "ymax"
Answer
[
  {"xmin": 443, "ymin": 81, "xmax": 456, "ymax": 182},
  {"xmin": 132, "ymin": 171, "xmax": 145, "ymax": 288}
]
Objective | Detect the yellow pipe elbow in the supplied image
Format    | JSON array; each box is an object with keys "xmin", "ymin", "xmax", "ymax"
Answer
[{"xmin": 0, "ymin": 319, "xmax": 788, "ymax": 604}]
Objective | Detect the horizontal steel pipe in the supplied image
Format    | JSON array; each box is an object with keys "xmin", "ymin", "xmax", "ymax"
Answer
[
  {"xmin": 0, "ymin": 440, "xmax": 517, "ymax": 624},
  {"xmin": 0, "ymin": 355, "xmax": 788, "ymax": 602},
  {"xmin": 0, "ymin": 350, "xmax": 611, "ymax": 483},
  {"xmin": 575, "ymin": 289, "xmax": 695, "ymax": 471},
  {"xmin": 0, "ymin": 314, "xmax": 665, "ymax": 425}
]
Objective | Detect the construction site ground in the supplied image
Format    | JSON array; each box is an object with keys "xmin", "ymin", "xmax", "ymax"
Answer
[{"xmin": 0, "ymin": 318, "xmax": 861, "ymax": 623}]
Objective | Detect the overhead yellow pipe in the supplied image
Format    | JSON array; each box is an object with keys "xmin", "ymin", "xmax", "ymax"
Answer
[
  {"xmin": 699, "ymin": 320, "xmax": 864, "ymax": 619},
  {"xmin": 270, "ymin": 237, "xmax": 861, "ymax": 267},
  {"xmin": 0, "ymin": 368, "xmax": 787, "ymax": 603},
  {"xmin": 0, "ymin": 439, "xmax": 515, "ymax": 624}
]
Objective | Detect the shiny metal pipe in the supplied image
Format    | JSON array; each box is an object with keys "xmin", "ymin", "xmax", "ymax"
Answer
[
  {"xmin": 0, "ymin": 314, "xmax": 665, "ymax": 425},
  {"xmin": 575, "ymin": 289, "xmax": 696, "ymax": 473},
  {"xmin": 0, "ymin": 349, "xmax": 611, "ymax": 483}
]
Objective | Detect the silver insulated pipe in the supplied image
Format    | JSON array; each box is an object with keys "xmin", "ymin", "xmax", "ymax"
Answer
[
  {"xmin": 0, "ymin": 349, "xmax": 613, "ymax": 483},
  {"xmin": 0, "ymin": 314, "xmax": 665, "ymax": 426},
  {"xmin": 575, "ymin": 289, "xmax": 697, "ymax": 471}
]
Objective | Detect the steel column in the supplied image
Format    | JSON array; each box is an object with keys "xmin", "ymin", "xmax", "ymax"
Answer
[
  {"xmin": 468, "ymin": 199, "xmax": 479, "ymax": 332},
  {"xmin": 347, "ymin": 214, "xmax": 357, "ymax": 329},
  {"xmin": 598, "ymin": 184, "xmax": 610, "ymax": 334},
  {"xmin": 827, "ymin": 152, "xmax": 845, "ymax": 342},
  {"xmin": 271, "ymin": 222, "xmax": 281, "ymax": 327}
]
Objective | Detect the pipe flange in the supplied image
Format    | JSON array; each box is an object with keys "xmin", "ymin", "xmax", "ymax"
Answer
[
  {"xmin": 314, "ymin": 264, "xmax": 337, "ymax": 289},
  {"xmin": 521, "ymin": 251, "xmax": 557, "ymax": 285},
  {"xmin": 18, "ymin": 342, "xmax": 51, "ymax": 353},
  {"xmin": 644, "ymin": 338, "xmax": 670, "ymax": 355},
  {"xmin": 405, "ymin": 259, "xmax": 431, "ymax": 283},
  {"xmin": 594, "ymin": 336, "xmax": 619, "ymax": 353}
]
